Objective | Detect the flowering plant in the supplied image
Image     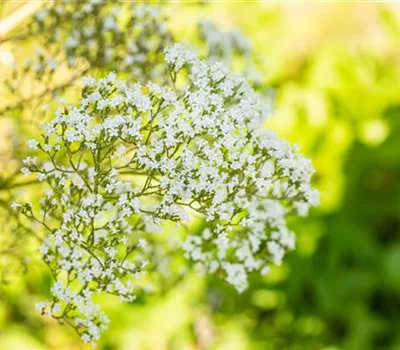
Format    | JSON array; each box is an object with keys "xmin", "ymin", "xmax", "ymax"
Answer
[
  {"xmin": 16, "ymin": 43, "xmax": 318, "ymax": 344},
  {"xmin": 1, "ymin": 1, "xmax": 171, "ymax": 118}
]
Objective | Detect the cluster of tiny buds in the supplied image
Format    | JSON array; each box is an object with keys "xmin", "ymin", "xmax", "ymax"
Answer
[
  {"xmin": 1, "ymin": 1, "xmax": 172, "ymax": 117},
  {"xmin": 198, "ymin": 19, "xmax": 252, "ymax": 60},
  {"xmin": 31, "ymin": 1, "xmax": 171, "ymax": 79},
  {"xmin": 14, "ymin": 43, "xmax": 318, "ymax": 344},
  {"xmin": 198, "ymin": 19, "xmax": 265, "ymax": 87}
]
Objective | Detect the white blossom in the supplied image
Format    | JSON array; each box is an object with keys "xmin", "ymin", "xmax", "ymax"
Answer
[{"xmin": 20, "ymin": 44, "xmax": 318, "ymax": 344}]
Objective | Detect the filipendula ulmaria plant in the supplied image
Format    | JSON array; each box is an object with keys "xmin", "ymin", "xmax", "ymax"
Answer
[{"xmin": 15, "ymin": 44, "xmax": 318, "ymax": 345}]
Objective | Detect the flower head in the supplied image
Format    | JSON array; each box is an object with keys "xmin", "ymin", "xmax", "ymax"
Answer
[{"xmin": 21, "ymin": 44, "xmax": 318, "ymax": 343}]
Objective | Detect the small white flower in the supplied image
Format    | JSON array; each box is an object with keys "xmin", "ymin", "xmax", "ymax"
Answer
[
  {"xmin": 26, "ymin": 139, "xmax": 39, "ymax": 150},
  {"xmin": 138, "ymin": 238, "xmax": 147, "ymax": 248},
  {"xmin": 11, "ymin": 202, "xmax": 21, "ymax": 210},
  {"xmin": 21, "ymin": 167, "xmax": 31, "ymax": 176}
]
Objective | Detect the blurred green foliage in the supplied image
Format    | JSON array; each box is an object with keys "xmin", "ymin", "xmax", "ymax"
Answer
[{"xmin": 1, "ymin": 2, "xmax": 400, "ymax": 349}]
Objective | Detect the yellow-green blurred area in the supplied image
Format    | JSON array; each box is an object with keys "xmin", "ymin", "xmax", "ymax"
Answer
[{"xmin": 1, "ymin": 2, "xmax": 400, "ymax": 350}]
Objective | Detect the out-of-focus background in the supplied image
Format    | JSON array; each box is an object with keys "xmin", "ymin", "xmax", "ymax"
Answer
[{"xmin": 1, "ymin": 2, "xmax": 400, "ymax": 349}]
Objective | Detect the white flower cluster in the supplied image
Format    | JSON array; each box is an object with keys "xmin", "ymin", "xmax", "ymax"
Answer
[
  {"xmin": 31, "ymin": 1, "xmax": 171, "ymax": 80},
  {"xmin": 18, "ymin": 44, "xmax": 318, "ymax": 343},
  {"xmin": 1, "ymin": 1, "xmax": 173, "ymax": 119},
  {"xmin": 198, "ymin": 20, "xmax": 252, "ymax": 61},
  {"xmin": 18, "ymin": 174, "xmax": 150, "ymax": 345},
  {"xmin": 197, "ymin": 19, "xmax": 271, "ymax": 106}
]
